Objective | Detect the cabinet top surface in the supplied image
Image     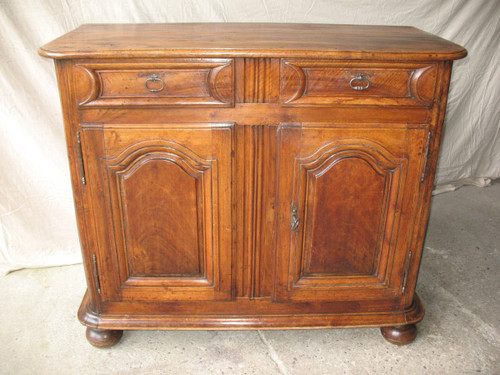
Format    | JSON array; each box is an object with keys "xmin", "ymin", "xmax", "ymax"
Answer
[{"xmin": 39, "ymin": 23, "xmax": 466, "ymax": 61}]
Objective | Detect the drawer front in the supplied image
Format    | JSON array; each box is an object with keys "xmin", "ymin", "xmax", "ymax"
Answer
[
  {"xmin": 281, "ymin": 60, "xmax": 437, "ymax": 107},
  {"xmin": 74, "ymin": 59, "xmax": 234, "ymax": 107}
]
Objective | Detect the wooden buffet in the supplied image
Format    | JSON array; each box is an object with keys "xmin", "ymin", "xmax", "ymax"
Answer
[{"xmin": 39, "ymin": 23, "xmax": 466, "ymax": 347}]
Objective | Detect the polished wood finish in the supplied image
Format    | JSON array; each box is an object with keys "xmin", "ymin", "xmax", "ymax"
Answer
[
  {"xmin": 85, "ymin": 125, "xmax": 234, "ymax": 302},
  {"xmin": 39, "ymin": 23, "xmax": 466, "ymax": 61},
  {"xmin": 74, "ymin": 59, "xmax": 233, "ymax": 107},
  {"xmin": 281, "ymin": 61, "xmax": 438, "ymax": 106},
  {"xmin": 85, "ymin": 327, "xmax": 123, "ymax": 348},
  {"xmin": 40, "ymin": 24, "xmax": 465, "ymax": 347},
  {"xmin": 381, "ymin": 324, "xmax": 418, "ymax": 345}
]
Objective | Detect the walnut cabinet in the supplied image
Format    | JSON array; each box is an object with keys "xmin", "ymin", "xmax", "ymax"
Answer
[{"xmin": 39, "ymin": 24, "xmax": 466, "ymax": 347}]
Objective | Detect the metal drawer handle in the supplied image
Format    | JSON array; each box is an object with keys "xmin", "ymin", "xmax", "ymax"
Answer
[
  {"xmin": 145, "ymin": 74, "xmax": 165, "ymax": 92},
  {"xmin": 349, "ymin": 73, "xmax": 370, "ymax": 91}
]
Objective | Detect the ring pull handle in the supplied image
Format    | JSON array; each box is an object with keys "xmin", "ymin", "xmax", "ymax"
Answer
[
  {"xmin": 349, "ymin": 73, "xmax": 370, "ymax": 91},
  {"xmin": 145, "ymin": 74, "xmax": 165, "ymax": 92}
]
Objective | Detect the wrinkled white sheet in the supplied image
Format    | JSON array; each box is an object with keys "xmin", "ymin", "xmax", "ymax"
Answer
[{"xmin": 1, "ymin": 0, "xmax": 499, "ymax": 274}]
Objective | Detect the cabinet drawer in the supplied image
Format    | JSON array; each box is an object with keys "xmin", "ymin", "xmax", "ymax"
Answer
[
  {"xmin": 74, "ymin": 59, "xmax": 234, "ymax": 107},
  {"xmin": 281, "ymin": 60, "xmax": 437, "ymax": 107}
]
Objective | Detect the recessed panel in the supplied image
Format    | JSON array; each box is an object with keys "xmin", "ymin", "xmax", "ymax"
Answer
[
  {"xmin": 304, "ymin": 158, "xmax": 386, "ymax": 276},
  {"xmin": 120, "ymin": 158, "xmax": 203, "ymax": 277},
  {"xmin": 100, "ymin": 70, "xmax": 210, "ymax": 98},
  {"xmin": 97, "ymin": 126, "xmax": 234, "ymax": 302},
  {"xmin": 274, "ymin": 125, "xmax": 413, "ymax": 302}
]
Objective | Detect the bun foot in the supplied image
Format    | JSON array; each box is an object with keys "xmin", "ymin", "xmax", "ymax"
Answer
[
  {"xmin": 380, "ymin": 324, "xmax": 417, "ymax": 345},
  {"xmin": 86, "ymin": 327, "xmax": 123, "ymax": 348}
]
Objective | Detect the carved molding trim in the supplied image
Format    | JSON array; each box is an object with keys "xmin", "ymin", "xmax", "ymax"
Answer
[
  {"xmin": 291, "ymin": 138, "xmax": 406, "ymax": 288},
  {"xmin": 106, "ymin": 140, "xmax": 216, "ymax": 288},
  {"xmin": 281, "ymin": 60, "xmax": 438, "ymax": 107},
  {"xmin": 208, "ymin": 63, "xmax": 233, "ymax": 104},
  {"xmin": 282, "ymin": 62, "xmax": 306, "ymax": 103},
  {"xmin": 75, "ymin": 65, "xmax": 100, "ymax": 105},
  {"xmin": 243, "ymin": 58, "xmax": 273, "ymax": 103},
  {"xmin": 74, "ymin": 60, "xmax": 234, "ymax": 107},
  {"xmin": 409, "ymin": 65, "xmax": 437, "ymax": 105},
  {"xmin": 107, "ymin": 141, "xmax": 212, "ymax": 173}
]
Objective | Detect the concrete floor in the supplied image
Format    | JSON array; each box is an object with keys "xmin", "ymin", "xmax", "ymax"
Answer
[{"xmin": 1, "ymin": 182, "xmax": 499, "ymax": 374}]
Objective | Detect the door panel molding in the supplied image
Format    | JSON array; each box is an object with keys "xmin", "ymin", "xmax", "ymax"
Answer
[
  {"xmin": 274, "ymin": 125, "xmax": 412, "ymax": 302},
  {"xmin": 106, "ymin": 141, "xmax": 214, "ymax": 286},
  {"xmin": 292, "ymin": 139, "xmax": 406, "ymax": 287},
  {"xmin": 85, "ymin": 125, "xmax": 234, "ymax": 302}
]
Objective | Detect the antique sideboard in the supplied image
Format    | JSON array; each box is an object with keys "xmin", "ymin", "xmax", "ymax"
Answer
[{"xmin": 39, "ymin": 23, "xmax": 466, "ymax": 347}]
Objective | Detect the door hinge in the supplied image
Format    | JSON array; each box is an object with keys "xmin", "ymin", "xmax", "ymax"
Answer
[
  {"xmin": 76, "ymin": 131, "xmax": 86, "ymax": 185},
  {"xmin": 290, "ymin": 202, "xmax": 300, "ymax": 233},
  {"xmin": 420, "ymin": 132, "xmax": 432, "ymax": 183},
  {"xmin": 402, "ymin": 251, "xmax": 412, "ymax": 294},
  {"xmin": 92, "ymin": 254, "xmax": 101, "ymax": 294}
]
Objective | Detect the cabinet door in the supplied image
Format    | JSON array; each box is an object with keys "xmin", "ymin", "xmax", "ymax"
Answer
[
  {"xmin": 82, "ymin": 124, "xmax": 233, "ymax": 303},
  {"xmin": 274, "ymin": 123, "xmax": 424, "ymax": 303}
]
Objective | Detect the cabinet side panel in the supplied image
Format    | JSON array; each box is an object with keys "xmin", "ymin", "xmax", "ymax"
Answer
[
  {"xmin": 55, "ymin": 60, "xmax": 103, "ymax": 312},
  {"xmin": 402, "ymin": 61, "xmax": 454, "ymax": 308}
]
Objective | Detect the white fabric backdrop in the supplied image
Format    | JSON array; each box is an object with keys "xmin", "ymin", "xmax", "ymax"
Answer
[{"xmin": 1, "ymin": 0, "xmax": 499, "ymax": 275}]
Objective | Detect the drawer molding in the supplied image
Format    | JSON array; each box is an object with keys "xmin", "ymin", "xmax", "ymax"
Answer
[
  {"xmin": 281, "ymin": 60, "xmax": 438, "ymax": 107},
  {"xmin": 74, "ymin": 60, "xmax": 234, "ymax": 107},
  {"xmin": 409, "ymin": 65, "xmax": 438, "ymax": 105}
]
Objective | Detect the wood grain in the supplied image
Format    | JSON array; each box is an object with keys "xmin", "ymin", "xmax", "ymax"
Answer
[
  {"xmin": 74, "ymin": 59, "xmax": 234, "ymax": 107},
  {"xmin": 380, "ymin": 324, "xmax": 418, "ymax": 345},
  {"xmin": 39, "ymin": 23, "xmax": 466, "ymax": 61},
  {"xmin": 281, "ymin": 60, "xmax": 438, "ymax": 106},
  {"xmin": 41, "ymin": 24, "xmax": 465, "ymax": 346},
  {"xmin": 273, "ymin": 125, "xmax": 413, "ymax": 302},
  {"xmin": 83, "ymin": 125, "xmax": 234, "ymax": 301}
]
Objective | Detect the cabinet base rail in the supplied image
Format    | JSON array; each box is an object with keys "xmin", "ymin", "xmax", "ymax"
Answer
[{"xmin": 78, "ymin": 292, "xmax": 424, "ymax": 347}]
